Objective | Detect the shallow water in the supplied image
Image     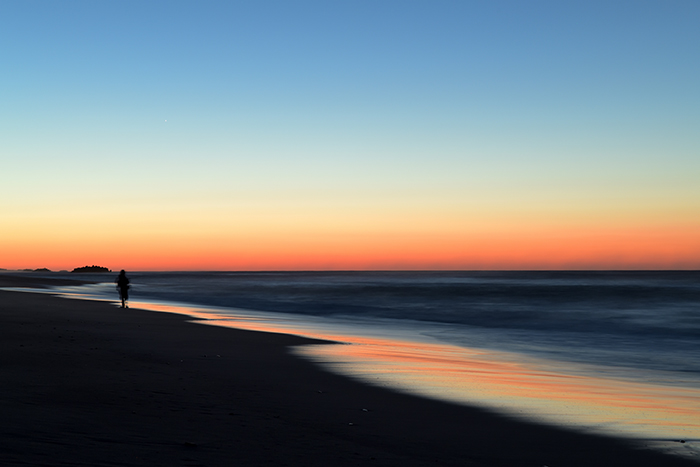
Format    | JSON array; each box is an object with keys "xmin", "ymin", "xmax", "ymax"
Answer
[{"xmin": 4, "ymin": 270, "xmax": 700, "ymax": 459}]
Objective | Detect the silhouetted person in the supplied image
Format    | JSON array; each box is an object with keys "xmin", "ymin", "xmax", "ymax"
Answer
[{"xmin": 115, "ymin": 270, "xmax": 130, "ymax": 308}]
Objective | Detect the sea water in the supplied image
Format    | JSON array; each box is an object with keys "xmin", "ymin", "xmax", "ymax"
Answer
[{"xmin": 6, "ymin": 270, "xmax": 700, "ymax": 458}]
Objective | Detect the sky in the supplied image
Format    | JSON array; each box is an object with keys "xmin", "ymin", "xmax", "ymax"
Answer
[{"xmin": 1, "ymin": 0, "xmax": 699, "ymax": 271}]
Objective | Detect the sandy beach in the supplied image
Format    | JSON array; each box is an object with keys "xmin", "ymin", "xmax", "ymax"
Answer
[{"xmin": 0, "ymin": 277, "xmax": 697, "ymax": 466}]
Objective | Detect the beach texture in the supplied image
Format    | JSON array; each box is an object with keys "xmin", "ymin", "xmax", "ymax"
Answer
[{"xmin": 0, "ymin": 278, "xmax": 697, "ymax": 466}]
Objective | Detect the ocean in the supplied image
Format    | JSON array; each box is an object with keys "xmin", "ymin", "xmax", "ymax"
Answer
[{"xmin": 6, "ymin": 270, "xmax": 700, "ymax": 458}]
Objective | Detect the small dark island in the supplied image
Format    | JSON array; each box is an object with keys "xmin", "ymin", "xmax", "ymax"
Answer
[
  {"xmin": 34, "ymin": 268, "xmax": 52, "ymax": 273},
  {"xmin": 71, "ymin": 265, "xmax": 111, "ymax": 273}
]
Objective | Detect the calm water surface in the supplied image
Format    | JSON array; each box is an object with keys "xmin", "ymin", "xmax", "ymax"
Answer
[{"xmin": 5, "ymin": 270, "xmax": 700, "ymax": 459}]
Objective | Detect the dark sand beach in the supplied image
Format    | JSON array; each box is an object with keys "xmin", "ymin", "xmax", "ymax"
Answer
[{"xmin": 0, "ymin": 276, "xmax": 696, "ymax": 466}]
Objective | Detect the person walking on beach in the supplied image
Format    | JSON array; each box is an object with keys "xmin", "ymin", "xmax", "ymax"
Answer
[{"xmin": 115, "ymin": 270, "xmax": 130, "ymax": 308}]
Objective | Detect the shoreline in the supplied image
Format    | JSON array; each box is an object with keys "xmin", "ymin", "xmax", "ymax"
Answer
[
  {"xmin": 14, "ymin": 273, "xmax": 700, "ymax": 449},
  {"xmin": 1, "ymin": 280, "xmax": 698, "ymax": 465}
]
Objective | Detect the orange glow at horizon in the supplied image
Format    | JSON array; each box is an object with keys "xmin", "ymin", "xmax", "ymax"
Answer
[{"xmin": 3, "ymin": 221, "xmax": 699, "ymax": 271}]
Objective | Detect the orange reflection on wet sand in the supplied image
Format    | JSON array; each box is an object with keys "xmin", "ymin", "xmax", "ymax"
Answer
[
  {"xmin": 298, "ymin": 337, "xmax": 700, "ymax": 443},
  {"xmin": 133, "ymin": 301, "xmax": 700, "ymax": 448}
]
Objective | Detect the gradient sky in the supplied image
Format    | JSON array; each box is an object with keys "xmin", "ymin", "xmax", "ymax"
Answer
[{"xmin": 2, "ymin": 1, "xmax": 699, "ymax": 270}]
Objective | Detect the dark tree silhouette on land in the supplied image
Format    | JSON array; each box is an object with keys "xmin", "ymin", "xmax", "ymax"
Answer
[{"xmin": 72, "ymin": 265, "xmax": 110, "ymax": 273}]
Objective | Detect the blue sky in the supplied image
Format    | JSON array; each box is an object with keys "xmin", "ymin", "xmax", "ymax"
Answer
[{"xmin": 2, "ymin": 1, "xmax": 699, "ymax": 269}]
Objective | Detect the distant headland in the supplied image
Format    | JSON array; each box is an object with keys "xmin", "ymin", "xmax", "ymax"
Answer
[{"xmin": 71, "ymin": 265, "xmax": 111, "ymax": 273}]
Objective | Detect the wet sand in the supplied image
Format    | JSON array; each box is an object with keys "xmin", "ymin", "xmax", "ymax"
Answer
[{"xmin": 0, "ymin": 277, "xmax": 697, "ymax": 466}]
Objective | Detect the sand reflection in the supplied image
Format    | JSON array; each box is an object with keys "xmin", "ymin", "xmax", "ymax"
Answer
[
  {"xmin": 124, "ymin": 300, "xmax": 700, "ymax": 455},
  {"xmin": 298, "ymin": 338, "xmax": 700, "ymax": 441}
]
